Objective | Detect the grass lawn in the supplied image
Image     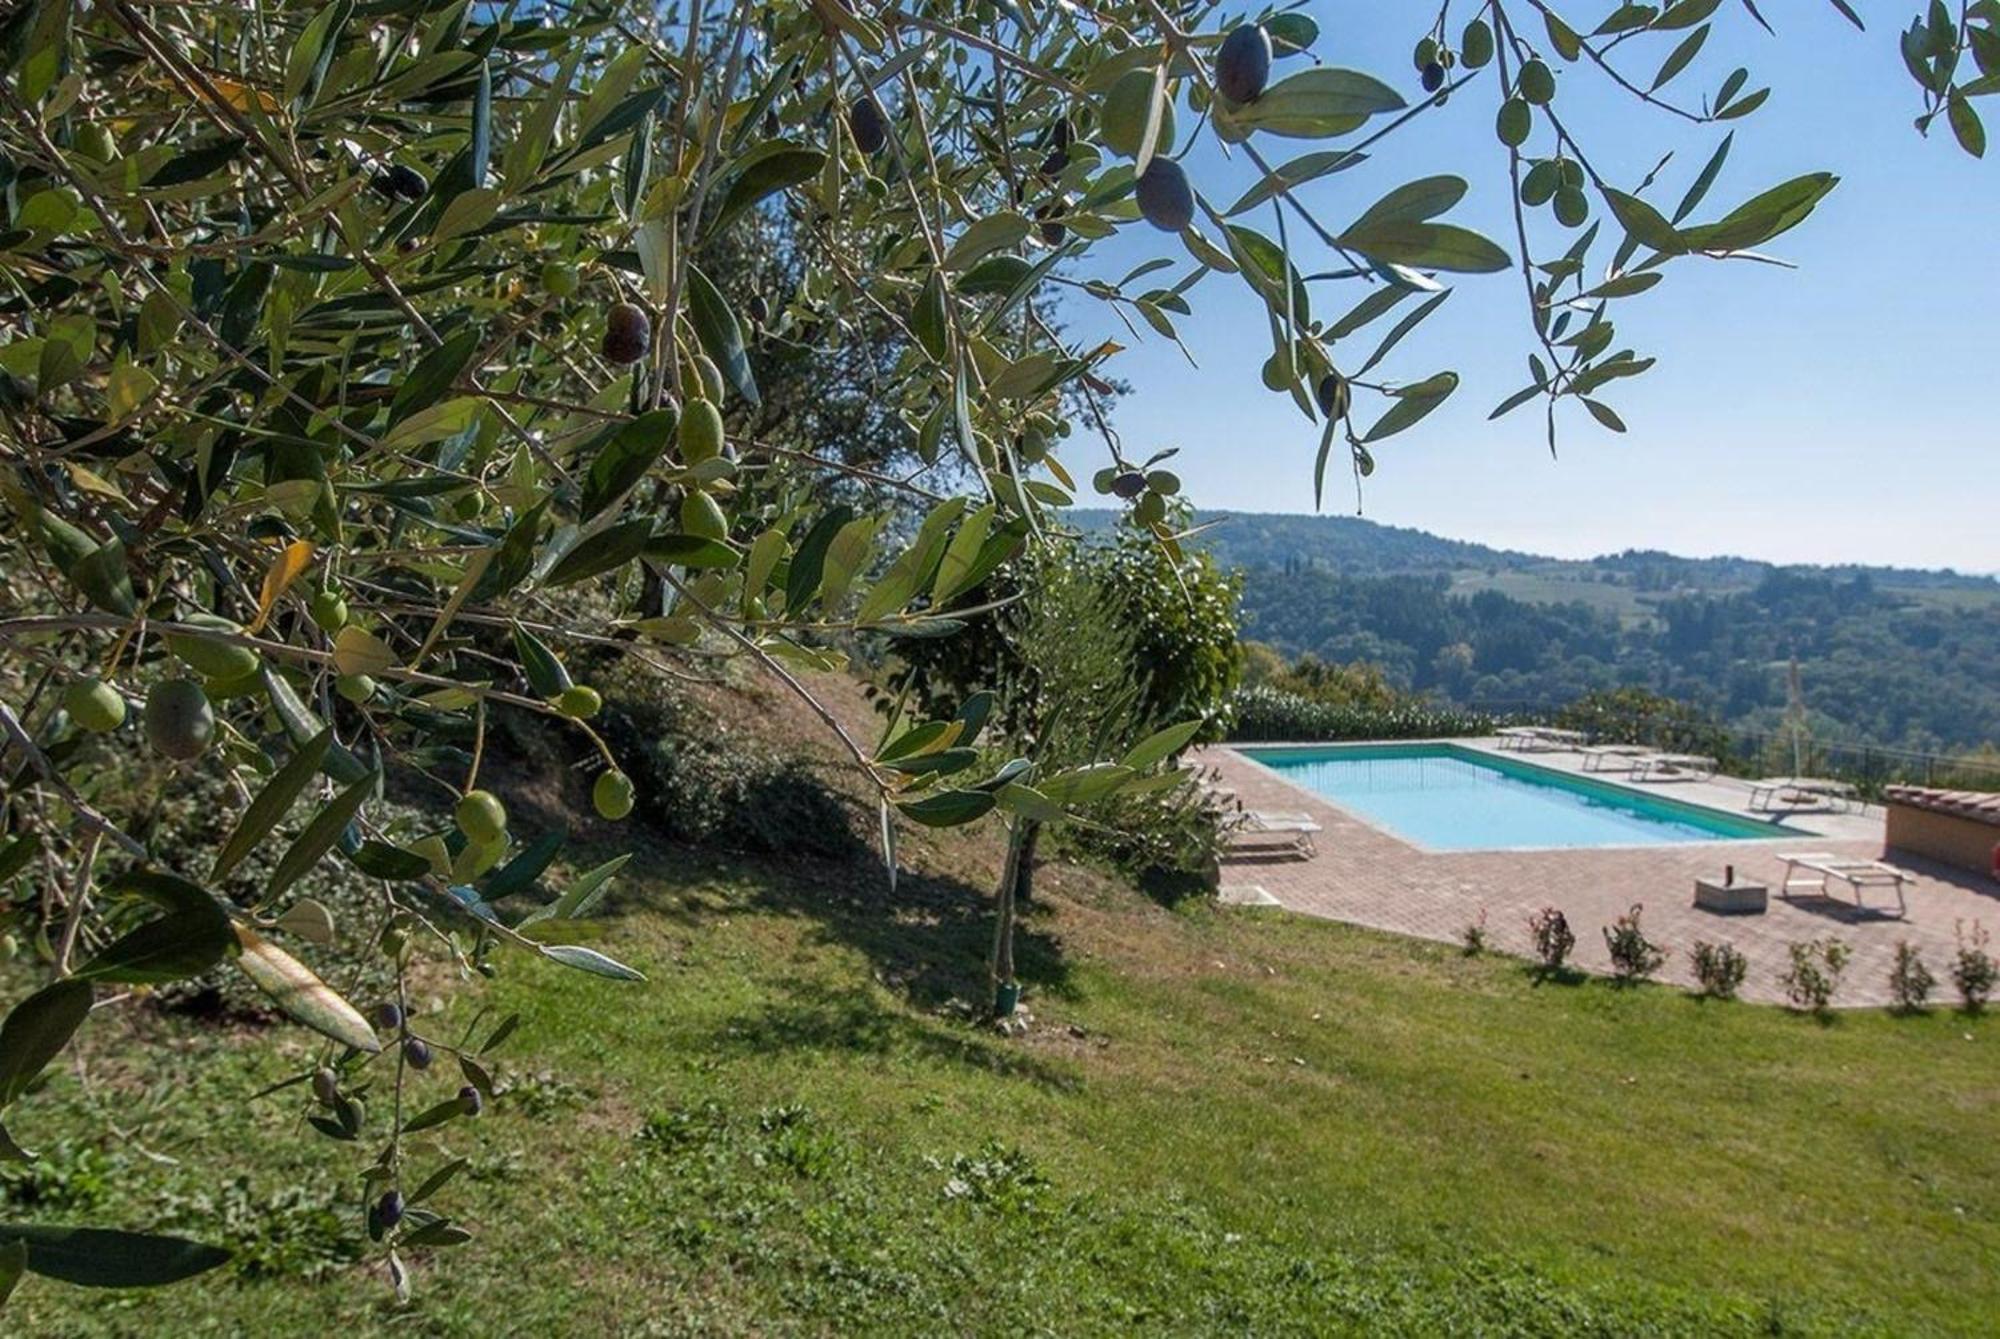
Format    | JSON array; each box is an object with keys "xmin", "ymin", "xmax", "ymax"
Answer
[{"xmin": 5, "ymin": 826, "xmax": 1996, "ymax": 1337}]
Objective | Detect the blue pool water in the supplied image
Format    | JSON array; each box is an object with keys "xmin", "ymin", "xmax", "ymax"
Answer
[{"xmin": 1240, "ymin": 744, "xmax": 1803, "ymax": 851}]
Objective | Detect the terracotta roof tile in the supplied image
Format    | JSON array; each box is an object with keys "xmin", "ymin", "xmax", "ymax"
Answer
[{"xmin": 1884, "ymin": 786, "xmax": 2000, "ymax": 824}]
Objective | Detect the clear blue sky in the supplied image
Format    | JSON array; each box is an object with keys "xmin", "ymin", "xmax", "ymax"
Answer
[{"xmin": 1069, "ymin": 4, "xmax": 2000, "ymax": 573}]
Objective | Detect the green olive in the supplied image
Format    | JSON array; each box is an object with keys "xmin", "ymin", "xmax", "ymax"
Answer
[
  {"xmin": 593, "ymin": 769, "xmax": 635, "ymax": 821},
  {"xmin": 455, "ymin": 789, "xmax": 508, "ymax": 844},
  {"xmin": 540, "ymin": 261, "xmax": 580, "ymax": 297},
  {"xmin": 336, "ymin": 673, "xmax": 376, "ymax": 703},
  {"xmin": 65, "ymin": 677, "xmax": 126, "ymax": 733},
  {"xmin": 310, "ymin": 588, "xmax": 349, "ymax": 632},
  {"xmin": 556, "ymin": 685, "xmax": 602, "ymax": 720}
]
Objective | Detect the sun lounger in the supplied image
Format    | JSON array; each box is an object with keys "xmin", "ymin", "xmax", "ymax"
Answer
[
  {"xmin": 1579, "ymin": 744, "xmax": 1652, "ymax": 773},
  {"xmin": 1223, "ymin": 812, "xmax": 1320, "ymax": 858},
  {"xmin": 1495, "ymin": 726, "xmax": 1547, "ymax": 752},
  {"xmin": 1749, "ymin": 778, "xmax": 1859, "ymax": 814},
  {"xmin": 1532, "ymin": 728, "xmax": 1588, "ymax": 750},
  {"xmin": 1777, "ymin": 852, "xmax": 1908, "ymax": 917},
  {"xmin": 1629, "ymin": 753, "xmax": 1718, "ymax": 783}
]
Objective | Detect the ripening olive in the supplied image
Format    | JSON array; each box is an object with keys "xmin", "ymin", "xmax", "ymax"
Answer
[
  {"xmin": 1316, "ymin": 371, "xmax": 1352, "ymax": 420},
  {"xmin": 403, "ymin": 1037, "xmax": 432, "ymax": 1070},
  {"xmin": 1215, "ymin": 24, "xmax": 1273, "ymax": 104},
  {"xmin": 377, "ymin": 1189, "xmax": 404, "ymax": 1229},
  {"xmin": 1421, "ymin": 61, "xmax": 1446, "ymax": 93},
  {"xmin": 458, "ymin": 1084, "xmax": 484, "ymax": 1117},
  {"xmin": 144, "ymin": 679, "xmax": 215, "ymax": 760},
  {"xmin": 1135, "ymin": 158, "xmax": 1194, "ymax": 232},
  {"xmin": 1110, "ymin": 471, "xmax": 1148, "ymax": 500},
  {"xmin": 311, "ymin": 1066, "xmax": 340, "ymax": 1107},
  {"xmin": 602, "ymin": 302, "xmax": 651, "ymax": 364},
  {"xmin": 848, "ymin": 96, "xmax": 888, "ymax": 154},
  {"xmin": 373, "ymin": 1001, "xmax": 404, "ymax": 1031},
  {"xmin": 385, "ymin": 164, "xmax": 427, "ymax": 200}
]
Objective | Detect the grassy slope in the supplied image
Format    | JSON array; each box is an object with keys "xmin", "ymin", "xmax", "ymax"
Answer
[{"xmin": 7, "ymin": 677, "xmax": 1997, "ymax": 1336}]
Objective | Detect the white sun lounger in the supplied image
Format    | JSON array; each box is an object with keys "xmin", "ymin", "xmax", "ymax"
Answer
[
  {"xmin": 1777, "ymin": 852, "xmax": 1908, "ymax": 917},
  {"xmin": 1579, "ymin": 744, "xmax": 1652, "ymax": 772},
  {"xmin": 1630, "ymin": 753, "xmax": 1718, "ymax": 782},
  {"xmin": 1495, "ymin": 726, "xmax": 1548, "ymax": 752},
  {"xmin": 1224, "ymin": 812, "xmax": 1320, "ymax": 858},
  {"xmin": 1749, "ymin": 778, "xmax": 1859, "ymax": 814}
]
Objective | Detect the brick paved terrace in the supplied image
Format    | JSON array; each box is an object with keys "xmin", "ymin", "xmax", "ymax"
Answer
[{"xmin": 1198, "ymin": 739, "xmax": 2000, "ymax": 1008}]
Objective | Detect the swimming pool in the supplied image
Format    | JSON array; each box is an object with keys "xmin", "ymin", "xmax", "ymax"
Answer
[{"xmin": 1238, "ymin": 743, "xmax": 1807, "ymax": 851}]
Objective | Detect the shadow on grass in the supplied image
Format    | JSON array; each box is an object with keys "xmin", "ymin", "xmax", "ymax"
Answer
[
  {"xmin": 725, "ymin": 855, "xmax": 1078, "ymax": 1012},
  {"xmin": 1524, "ymin": 964, "xmax": 1589, "ymax": 989},
  {"xmin": 707, "ymin": 978, "xmax": 1081, "ymax": 1091}
]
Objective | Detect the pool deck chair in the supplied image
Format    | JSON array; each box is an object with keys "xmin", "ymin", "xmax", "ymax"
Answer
[
  {"xmin": 1495, "ymin": 726, "xmax": 1548, "ymax": 752},
  {"xmin": 1749, "ymin": 778, "xmax": 1859, "ymax": 814},
  {"xmin": 1532, "ymin": 728, "xmax": 1588, "ymax": 751},
  {"xmin": 1777, "ymin": 852, "xmax": 1909, "ymax": 917},
  {"xmin": 1224, "ymin": 812, "xmax": 1320, "ymax": 859},
  {"xmin": 1579, "ymin": 744, "xmax": 1652, "ymax": 773},
  {"xmin": 1630, "ymin": 753, "xmax": 1718, "ymax": 783}
]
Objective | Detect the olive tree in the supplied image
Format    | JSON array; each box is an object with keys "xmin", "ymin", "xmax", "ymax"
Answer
[{"xmin": 0, "ymin": 0, "xmax": 1985, "ymax": 1302}]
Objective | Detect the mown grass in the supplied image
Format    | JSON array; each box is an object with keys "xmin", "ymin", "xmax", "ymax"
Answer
[{"xmin": 6, "ymin": 843, "xmax": 1997, "ymax": 1336}]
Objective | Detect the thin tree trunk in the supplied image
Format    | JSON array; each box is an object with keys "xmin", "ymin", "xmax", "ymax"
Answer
[
  {"xmin": 1011, "ymin": 817, "xmax": 1041, "ymax": 907},
  {"xmin": 987, "ymin": 819, "xmax": 1026, "ymax": 1017}
]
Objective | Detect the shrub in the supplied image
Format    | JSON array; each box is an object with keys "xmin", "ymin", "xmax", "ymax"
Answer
[
  {"xmin": 1527, "ymin": 907, "xmax": 1576, "ymax": 973},
  {"xmin": 1689, "ymin": 941, "xmax": 1748, "ymax": 1000},
  {"xmin": 1461, "ymin": 907, "xmax": 1489, "ymax": 956},
  {"xmin": 1889, "ymin": 941, "xmax": 1937, "ymax": 1012},
  {"xmin": 1782, "ymin": 939, "xmax": 1853, "ymax": 1015},
  {"xmin": 1230, "ymin": 686, "xmax": 1496, "ymax": 743},
  {"xmin": 1603, "ymin": 904, "xmax": 1667, "ymax": 984},
  {"xmin": 1951, "ymin": 922, "xmax": 1997, "ymax": 1013}
]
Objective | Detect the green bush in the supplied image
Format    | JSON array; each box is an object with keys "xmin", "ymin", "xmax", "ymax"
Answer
[{"xmin": 1229, "ymin": 686, "xmax": 1495, "ymax": 742}]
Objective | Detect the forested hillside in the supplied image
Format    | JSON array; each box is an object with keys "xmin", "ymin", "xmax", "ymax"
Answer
[{"xmin": 1077, "ymin": 512, "xmax": 2000, "ymax": 752}]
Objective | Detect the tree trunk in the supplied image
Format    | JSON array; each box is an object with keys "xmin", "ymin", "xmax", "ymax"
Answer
[
  {"xmin": 987, "ymin": 820, "xmax": 1026, "ymax": 1017},
  {"xmin": 1011, "ymin": 818, "xmax": 1042, "ymax": 907}
]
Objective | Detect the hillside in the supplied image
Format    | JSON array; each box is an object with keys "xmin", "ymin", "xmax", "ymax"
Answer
[
  {"xmin": 7, "ymin": 666, "xmax": 1997, "ymax": 1336},
  {"xmin": 1075, "ymin": 511, "xmax": 2000, "ymax": 752}
]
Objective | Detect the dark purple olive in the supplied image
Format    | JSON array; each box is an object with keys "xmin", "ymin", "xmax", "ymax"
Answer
[
  {"xmin": 602, "ymin": 302, "xmax": 651, "ymax": 364},
  {"xmin": 1421, "ymin": 61, "xmax": 1446, "ymax": 93},
  {"xmin": 403, "ymin": 1037, "xmax": 432, "ymax": 1070},
  {"xmin": 1110, "ymin": 471, "xmax": 1148, "ymax": 500},
  {"xmin": 1135, "ymin": 158, "xmax": 1194, "ymax": 232},
  {"xmin": 372, "ymin": 1002, "xmax": 403, "ymax": 1030},
  {"xmin": 1036, "ymin": 202, "xmax": 1067, "ymax": 246},
  {"xmin": 377, "ymin": 1189, "xmax": 404, "ymax": 1228},
  {"xmin": 848, "ymin": 96, "xmax": 887, "ymax": 154},
  {"xmin": 385, "ymin": 164, "xmax": 428, "ymax": 200},
  {"xmin": 1315, "ymin": 371, "xmax": 1352, "ymax": 420},
  {"xmin": 747, "ymin": 292, "xmax": 769, "ymax": 324},
  {"xmin": 1039, "ymin": 147, "xmax": 1068, "ymax": 178},
  {"xmin": 1216, "ymin": 25, "xmax": 1273, "ymax": 104},
  {"xmin": 458, "ymin": 1084, "xmax": 484, "ymax": 1117}
]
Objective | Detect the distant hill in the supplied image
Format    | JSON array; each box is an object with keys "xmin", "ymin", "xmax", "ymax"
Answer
[{"xmin": 1073, "ymin": 511, "xmax": 2000, "ymax": 752}]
